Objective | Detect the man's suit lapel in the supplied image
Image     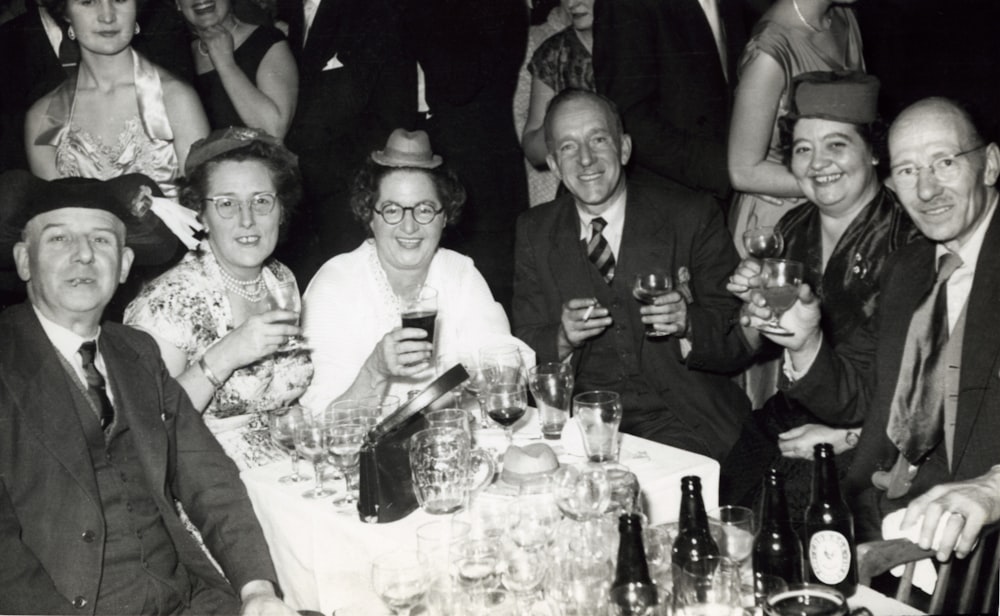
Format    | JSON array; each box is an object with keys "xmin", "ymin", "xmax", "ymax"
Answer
[
  {"xmin": 675, "ymin": 0, "xmax": 729, "ymax": 91},
  {"xmin": 617, "ymin": 185, "xmax": 672, "ymax": 279},
  {"xmin": 549, "ymin": 196, "xmax": 601, "ymax": 301},
  {"xmin": 301, "ymin": 0, "xmax": 346, "ymax": 72},
  {"xmin": 953, "ymin": 211, "xmax": 1000, "ymax": 471},
  {"xmin": 100, "ymin": 330, "xmax": 169, "ymax": 495},
  {"xmin": 3, "ymin": 306, "xmax": 100, "ymax": 507}
]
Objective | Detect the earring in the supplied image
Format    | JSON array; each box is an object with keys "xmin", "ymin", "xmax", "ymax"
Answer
[
  {"xmin": 134, "ymin": 23, "xmax": 140, "ymax": 35},
  {"xmin": 67, "ymin": 25, "xmax": 76, "ymax": 40}
]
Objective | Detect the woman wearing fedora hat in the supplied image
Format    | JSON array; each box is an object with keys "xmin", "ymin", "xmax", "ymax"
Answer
[
  {"xmin": 299, "ymin": 129, "xmax": 531, "ymax": 410},
  {"xmin": 720, "ymin": 71, "xmax": 920, "ymax": 526}
]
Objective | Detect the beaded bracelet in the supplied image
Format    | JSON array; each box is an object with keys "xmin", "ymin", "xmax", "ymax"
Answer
[{"xmin": 199, "ymin": 355, "xmax": 224, "ymax": 389}]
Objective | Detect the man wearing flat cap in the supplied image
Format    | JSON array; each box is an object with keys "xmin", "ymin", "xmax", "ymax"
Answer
[
  {"xmin": 0, "ymin": 171, "xmax": 297, "ymax": 615},
  {"xmin": 513, "ymin": 89, "xmax": 753, "ymax": 461},
  {"xmin": 752, "ymin": 95, "xmax": 1000, "ymax": 585}
]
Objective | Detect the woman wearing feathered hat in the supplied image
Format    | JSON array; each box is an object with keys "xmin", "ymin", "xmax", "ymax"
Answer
[{"xmin": 299, "ymin": 128, "xmax": 531, "ymax": 412}]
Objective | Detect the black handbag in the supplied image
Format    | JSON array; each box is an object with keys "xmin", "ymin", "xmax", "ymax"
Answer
[{"xmin": 357, "ymin": 365, "xmax": 468, "ymax": 523}]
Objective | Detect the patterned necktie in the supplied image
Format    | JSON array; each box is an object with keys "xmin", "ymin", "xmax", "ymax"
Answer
[
  {"xmin": 79, "ymin": 341, "xmax": 114, "ymax": 430},
  {"xmin": 886, "ymin": 252, "xmax": 963, "ymax": 464},
  {"xmin": 586, "ymin": 217, "xmax": 615, "ymax": 284}
]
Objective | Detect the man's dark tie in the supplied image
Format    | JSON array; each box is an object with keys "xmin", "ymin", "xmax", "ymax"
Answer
[
  {"xmin": 586, "ymin": 217, "xmax": 615, "ymax": 284},
  {"xmin": 79, "ymin": 341, "xmax": 114, "ymax": 430},
  {"xmin": 886, "ymin": 252, "xmax": 963, "ymax": 464},
  {"xmin": 58, "ymin": 22, "xmax": 80, "ymax": 70}
]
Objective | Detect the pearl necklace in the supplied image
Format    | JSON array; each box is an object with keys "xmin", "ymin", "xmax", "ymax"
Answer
[
  {"xmin": 217, "ymin": 263, "xmax": 266, "ymax": 303},
  {"xmin": 792, "ymin": 0, "xmax": 825, "ymax": 33}
]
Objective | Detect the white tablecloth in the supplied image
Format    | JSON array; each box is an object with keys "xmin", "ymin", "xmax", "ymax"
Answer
[{"xmin": 241, "ymin": 411, "xmax": 719, "ymax": 613}]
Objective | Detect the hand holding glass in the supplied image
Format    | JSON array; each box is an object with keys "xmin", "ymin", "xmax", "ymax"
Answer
[
  {"xmin": 756, "ymin": 259, "xmax": 804, "ymax": 336},
  {"xmin": 743, "ymin": 226, "xmax": 785, "ymax": 259},
  {"xmin": 267, "ymin": 278, "xmax": 304, "ymax": 349},
  {"xmin": 632, "ymin": 269, "xmax": 674, "ymax": 337}
]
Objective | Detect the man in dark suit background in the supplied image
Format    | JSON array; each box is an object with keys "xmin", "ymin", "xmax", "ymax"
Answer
[
  {"xmin": 512, "ymin": 90, "xmax": 752, "ymax": 461},
  {"xmin": 277, "ymin": 0, "xmax": 415, "ymax": 283},
  {"xmin": 756, "ymin": 98, "xmax": 1000, "ymax": 567},
  {"xmin": 0, "ymin": 172, "xmax": 296, "ymax": 615},
  {"xmin": 592, "ymin": 0, "xmax": 761, "ymax": 213}
]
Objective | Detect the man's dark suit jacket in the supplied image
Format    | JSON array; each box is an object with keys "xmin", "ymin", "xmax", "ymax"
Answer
[
  {"xmin": 787, "ymin": 207, "xmax": 1000, "ymax": 541},
  {"xmin": 593, "ymin": 0, "xmax": 753, "ymax": 201},
  {"xmin": 512, "ymin": 180, "xmax": 753, "ymax": 460},
  {"xmin": 0, "ymin": 304, "xmax": 277, "ymax": 614},
  {"xmin": 0, "ymin": 5, "xmax": 68, "ymax": 173}
]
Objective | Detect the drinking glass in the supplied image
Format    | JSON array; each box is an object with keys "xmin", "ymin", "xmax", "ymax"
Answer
[
  {"xmin": 484, "ymin": 380, "xmax": 527, "ymax": 446},
  {"xmin": 553, "ymin": 462, "xmax": 611, "ymax": 521},
  {"xmin": 500, "ymin": 541, "xmax": 548, "ymax": 604},
  {"xmin": 409, "ymin": 427, "xmax": 495, "ymax": 515},
  {"xmin": 417, "ymin": 519, "xmax": 472, "ymax": 579},
  {"xmin": 425, "ymin": 408, "xmax": 472, "ymax": 436},
  {"xmin": 371, "ymin": 550, "xmax": 430, "ymax": 616},
  {"xmin": 632, "ymin": 269, "xmax": 674, "ymax": 337},
  {"xmin": 295, "ymin": 421, "xmax": 334, "ymax": 498},
  {"xmin": 763, "ymin": 584, "xmax": 847, "ymax": 616},
  {"xmin": 674, "ymin": 554, "xmax": 742, "ymax": 615},
  {"xmin": 573, "ymin": 390, "xmax": 623, "ymax": 463},
  {"xmin": 399, "ymin": 284, "xmax": 438, "ymax": 344},
  {"xmin": 269, "ymin": 405, "xmax": 307, "ymax": 483},
  {"xmin": 267, "ymin": 277, "xmax": 304, "ymax": 349},
  {"xmin": 709, "ymin": 506, "xmax": 755, "ymax": 567},
  {"xmin": 604, "ymin": 462, "xmax": 641, "ymax": 516},
  {"xmin": 743, "ymin": 226, "xmax": 785, "ymax": 259},
  {"xmin": 480, "ymin": 344, "xmax": 525, "ymax": 385},
  {"xmin": 327, "ymin": 422, "xmax": 366, "ymax": 507},
  {"xmin": 507, "ymin": 476, "xmax": 562, "ymax": 550},
  {"xmin": 451, "ymin": 538, "xmax": 502, "ymax": 597},
  {"xmin": 327, "ymin": 397, "xmax": 380, "ymax": 431},
  {"xmin": 756, "ymin": 259, "xmax": 804, "ymax": 336},
  {"xmin": 527, "ymin": 363, "xmax": 574, "ymax": 440},
  {"xmin": 457, "ymin": 351, "xmax": 491, "ymax": 426}
]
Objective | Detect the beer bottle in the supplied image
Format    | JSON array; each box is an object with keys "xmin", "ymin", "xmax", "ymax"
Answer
[
  {"xmin": 805, "ymin": 443, "xmax": 858, "ymax": 596},
  {"xmin": 753, "ymin": 468, "xmax": 804, "ymax": 585},
  {"xmin": 671, "ymin": 475, "xmax": 719, "ymax": 572},
  {"xmin": 609, "ymin": 513, "xmax": 659, "ymax": 615}
]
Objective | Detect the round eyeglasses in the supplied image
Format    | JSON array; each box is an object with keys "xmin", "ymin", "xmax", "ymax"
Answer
[
  {"xmin": 204, "ymin": 193, "xmax": 278, "ymax": 219},
  {"xmin": 890, "ymin": 144, "xmax": 986, "ymax": 189},
  {"xmin": 373, "ymin": 203, "xmax": 443, "ymax": 225}
]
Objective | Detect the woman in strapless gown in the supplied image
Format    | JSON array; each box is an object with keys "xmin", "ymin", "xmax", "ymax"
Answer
[{"xmin": 25, "ymin": 0, "xmax": 209, "ymax": 200}]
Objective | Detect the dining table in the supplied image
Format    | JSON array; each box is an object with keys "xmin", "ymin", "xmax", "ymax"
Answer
[{"xmin": 240, "ymin": 410, "xmax": 924, "ymax": 615}]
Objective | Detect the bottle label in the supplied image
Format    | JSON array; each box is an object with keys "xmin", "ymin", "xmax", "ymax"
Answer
[{"xmin": 808, "ymin": 530, "xmax": 851, "ymax": 585}]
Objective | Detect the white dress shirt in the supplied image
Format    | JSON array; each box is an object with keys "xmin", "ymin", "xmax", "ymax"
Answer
[
  {"xmin": 576, "ymin": 188, "xmax": 627, "ymax": 259},
  {"xmin": 33, "ymin": 307, "xmax": 114, "ymax": 404}
]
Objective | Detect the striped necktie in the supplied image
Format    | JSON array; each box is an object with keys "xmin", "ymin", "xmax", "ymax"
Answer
[
  {"xmin": 886, "ymin": 252, "xmax": 963, "ymax": 464},
  {"xmin": 79, "ymin": 341, "xmax": 115, "ymax": 430},
  {"xmin": 586, "ymin": 216, "xmax": 615, "ymax": 284}
]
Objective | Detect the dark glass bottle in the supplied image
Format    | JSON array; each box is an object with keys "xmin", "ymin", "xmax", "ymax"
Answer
[
  {"xmin": 609, "ymin": 513, "xmax": 659, "ymax": 615},
  {"xmin": 753, "ymin": 468, "xmax": 804, "ymax": 587},
  {"xmin": 671, "ymin": 475, "xmax": 719, "ymax": 573},
  {"xmin": 805, "ymin": 443, "xmax": 858, "ymax": 596}
]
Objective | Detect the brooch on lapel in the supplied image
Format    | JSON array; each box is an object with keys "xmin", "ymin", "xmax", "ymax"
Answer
[{"xmin": 851, "ymin": 252, "xmax": 870, "ymax": 279}]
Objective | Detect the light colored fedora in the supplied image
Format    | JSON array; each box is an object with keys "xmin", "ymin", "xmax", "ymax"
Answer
[{"xmin": 370, "ymin": 129, "xmax": 442, "ymax": 169}]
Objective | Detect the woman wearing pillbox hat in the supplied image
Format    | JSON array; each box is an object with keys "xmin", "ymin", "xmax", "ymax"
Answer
[
  {"xmin": 720, "ymin": 71, "xmax": 922, "ymax": 528},
  {"xmin": 124, "ymin": 127, "xmax": 312, "ymax": 470}
]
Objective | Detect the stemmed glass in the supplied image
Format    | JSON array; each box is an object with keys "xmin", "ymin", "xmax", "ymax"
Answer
[
  {"xmin": 756, "ymin": 259, "xmax": 804, "ymax": 336},
  {"xmin": 710, "ymin": 505, "xmax": 755, "ymax": 595},
  {"xmin": 371, "ymin": 550, "xmax": 430, "ymax": 616},
  {"xmin": 269, "ymin": 405, "xmax": 307, "ymax": 483},
  {"xmin": 507, "ymin": 477, "xmax": 562, "ymax": 550},
  {"xmin": 452, "ymin": 538, "xmax": 502, "ymax": 597},
  {"xmin": 295, "ymin": 420, "xmax": 334, "ymax": 499},
  {"xmin": 484, "ymin": 380, "xmax": 527, "ymax": 446},
  {"xmin": 553, "ymin": 463, "xmax": 611, "ymax": 521},
  {"xmin": 742, "ymin": 225, "xmax": 785, "ymax": 259},
  {"xmin": 480, "ymin": 344, "xmax": 525, "ymax": 385},
  {"xmin": 632, "ymin": 269, "xmax": 674, "ymax": 337},
  {"xmin": 500, "ymin": 540, "xmax": 549, "ymax": 608},
  {"xmin": 267, "ymin": 277, "xmax": 305, "ymax": 350},
  {"xmin": 327, "ymin": 422, "xmax": 366, "ymax": 508}
]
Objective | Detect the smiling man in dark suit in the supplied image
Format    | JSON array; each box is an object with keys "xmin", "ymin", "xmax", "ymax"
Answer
[
  {"xmin": 0, "ymin": 172, "xmax": 295, "ymax": 615},
  {"xmin": 755, "ymin": 98, "xmax": 1000, "ymax": 570},
  {"xmin": 513, "ymin": 90, "xmax": 752, "ymax": 460}
]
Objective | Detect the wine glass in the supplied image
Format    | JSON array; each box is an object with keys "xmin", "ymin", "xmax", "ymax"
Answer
[
  {"xmin": 267, "ymin": 277, "xmax": 305, "ymax": 349},
  {"xmin": 294, "ymin": 420, "xmax": 335, "ymax": 499},
  {"xmin": 553, "ymin": 463, "xmax": 611, "ymax": 521},
  {"xmin": 500, "ymin": 541, "xmax": 549, "ymax": 606},
  {"xmin": 632, "ymin": 269, "xmax": 674, "ymax": 337},
  {"xmin": 756, "ymin": 259, "xmax": 804, "ymax": 336},
  {"xmin": 484, "ymin": 380, "xmax": 527, "ymax": 446},
  {"xmin": 452, "ymin": 538, "xmax": 502, "ymax": 597},
  {"xmin": 743, "ymin": 226, "xmax": 785, "ymax": 259},
  {"xmin": 327, "ymin": 422, "xmax": 366, "ymax": 508},
  {"xmin": 371, "ymin": 550, "xmax": 429, "ymax": 616},
  {"xmin": 480, "ymin": 344, "xmax": 525, "ymax": 385},
  {"xmin": 674, "ymin": 554, "xmax": 742, "ymax": 615},
  {"xmin": 507, "ymin": 477, "xmax": 562, "ymax": 550},
  {"xmin": 458, "ymin": 351, "xmax": 491, "ymax": 426},
  {"xmin": 269, "ymin": 405, "xmax": 307, "ymax": 483}
]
